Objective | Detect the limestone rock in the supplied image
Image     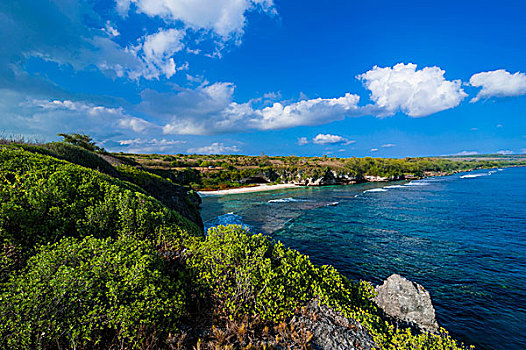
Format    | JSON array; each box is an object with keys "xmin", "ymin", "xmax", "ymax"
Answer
[
  {"xmin": 374, "ymin": 274, "xmax": 439, "ymax": 333},
  {"xmin": 291, "ymin": 299, "xmax": 377, "ymax": 350}
]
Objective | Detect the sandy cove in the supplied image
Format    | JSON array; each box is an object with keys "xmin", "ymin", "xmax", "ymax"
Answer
[{"xmin": 197, "ymin": 183, "xmax": 299, "ymax": 196}]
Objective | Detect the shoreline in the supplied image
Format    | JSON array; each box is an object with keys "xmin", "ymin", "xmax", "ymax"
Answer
[
  {"xmin": 197, "ymin": 183, "xmax": 300, "ymax": 196},
  {"xmin": 197, "ymin": 166, "xmax": 519, "ymax": 197}
]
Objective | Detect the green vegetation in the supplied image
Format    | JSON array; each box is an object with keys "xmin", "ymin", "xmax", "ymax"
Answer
[
  {"xmin": 115, "ymin": 152, "xmax": 526, "ymax": 190},
  {"xmin": 1, "ymin": 236, "xmax": 184, "ymax": 350},
  {"xmin": 57, "ymin": 133, "xmax": 104, "ymax": 152},
  {"xmin": 0, "ymin": 138, "xmax": 483, "ymax": 349}
]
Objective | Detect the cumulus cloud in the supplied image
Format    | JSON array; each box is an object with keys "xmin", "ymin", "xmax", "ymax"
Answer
[
  {"xmin": 116, "ymin": 0, "xmax": 275, "ymax": 39},
  {"xmin": 312, "ymin": 133, "xmax": 353, "ymax": 145},
  {"xmin": 142, "ymin": 83, "xmax": 362, "ymax": 135},
  {"xmin": 381, "ymin": 143, "xmax": 396, "ymax": 148},
  {"xmin": 249, "ymin": 93, "xmax": 361, "ymax": 130},
  {"xmin": 131, "ymin": 28, "xmax": 186, "ymax": 79},
  {"xmin": 370, "ymin": 148, "xmax": 379, "ymax": 152},
  {"xmin": 1, "ymin": 97, "xmax": 144, "ymax": 143},
  {"xmin": 141, "ymin": 63, "xmax": 475, "ymax": 135},
  {"xmin": 358, "ymin": 63, "xmax": 467, "ymax": 117},
  {"xmin": 0, "ymin": 0, "xmax": 171, "ymax": 82},
  {"xmin": 496, "ymin": 150, "xmax": 513, "ymax": 155},
  {"xmin": 187, "ymin": 142, "xmax": 240, "ymax": 154},
  {"xmin": 470, "ymin": 69, "xmax": 526, "ymax": 102}
]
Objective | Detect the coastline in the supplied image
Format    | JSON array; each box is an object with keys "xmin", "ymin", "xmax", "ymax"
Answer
[
  {"xmin": 197, "ymin": 167, "xmax": 516, "ymax": 197},
  {"xmin": 197, "ymin": 183, "xmax": 300, "ymax": 196}
]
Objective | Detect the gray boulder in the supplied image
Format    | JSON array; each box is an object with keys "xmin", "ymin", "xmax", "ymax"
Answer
[
  {"xmin": 291, "ymin": 299, "xmax": 377, "ymax": 350},
  {"xmin": 374, "ymin": 274, "xmax": 439, "ymax": 334}
]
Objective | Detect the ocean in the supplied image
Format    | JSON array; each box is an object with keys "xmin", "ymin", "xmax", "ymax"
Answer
[{"xmin": 200, "ymin": 167, "xmax": 526, "ymax": 350}]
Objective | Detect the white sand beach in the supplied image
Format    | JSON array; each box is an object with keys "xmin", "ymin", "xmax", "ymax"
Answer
[{"xmin": 197, "ymin": 183, "xmax": 299, "ymax": 196}]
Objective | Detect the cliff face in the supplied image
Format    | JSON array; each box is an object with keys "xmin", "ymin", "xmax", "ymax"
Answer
[{"xmin": 253, "ymin": 168, "xmax": 408, "ymax": 187}]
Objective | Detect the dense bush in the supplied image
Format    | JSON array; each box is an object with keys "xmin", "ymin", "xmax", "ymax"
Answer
[
  {"xmin": 116, "ymin": 165, "xmax": 203, "ymax": 228},
  {"xmin": 186, "ymin": 225, "xmax": 470, "ymax": 350},
  {"xmin": 57, "ymin": 133, "xmax": 103, "ymax": 152},
  {"xmin": 0, "ymin": 147, "xmax": 200, "ymax": 277},
  {"xmin": 17, "ymin": 142, "xmax": 117, "ymax": 177},
  {"xmin": 0, "ymin": 236, "xmax": 184, "ymax": 349},
  {"xmin": 187, "ymin": 226, "xmax": 379, "ymax": 321}
]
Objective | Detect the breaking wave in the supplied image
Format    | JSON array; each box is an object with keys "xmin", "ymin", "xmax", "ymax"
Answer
[{"xmin": 268, "ymin": 197, "xmax": 307, "ymax": 203}]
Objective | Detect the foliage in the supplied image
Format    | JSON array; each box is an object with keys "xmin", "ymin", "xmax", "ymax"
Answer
[
  {"xmin": 116, "ymin": 165, "xmax": 203, "ymax": 228},
  {"xmin": 17, "ymin": 142, "xmax": 117, "ymax": 176},
  {"xmin": 0, "ymin": 236, "xmax": 185, "ymax": 350},
  {"xmin": 0, "ymin": 143, "xmax": 479, "ymax": 349},
  {"xmin": 186, "ymin": 225, "xmax": 471, "ymax": 350},
  {"xmin": 187, "ymin": 225, "xmax": 380, "ymax": 321},
  {"xmin": 58, "ymin": 133, "xmax": 103, "ymax": 152},
  {"xmin": 120, "ymin": 151, "xmax": 526, "ymax": 190},
  {"xmin": 0, "ymin": 147, "xmax": 200, "ymax": 277}
]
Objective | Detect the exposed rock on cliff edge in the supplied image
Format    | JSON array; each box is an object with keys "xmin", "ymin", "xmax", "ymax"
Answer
[
  {"xmin": 374, "ymin": 274, "xmax": 439, "ymax": 334},
  {"xmin": 291, "ymin": 299, "xmax": 377, "ymax": 350}
]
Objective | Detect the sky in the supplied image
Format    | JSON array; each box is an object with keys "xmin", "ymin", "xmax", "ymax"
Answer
[{"xmin": 1, "ymin": 0, "xmax": 525, "ymax": 157}]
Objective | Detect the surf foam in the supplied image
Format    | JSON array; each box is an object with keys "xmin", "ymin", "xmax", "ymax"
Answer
[{"xmin": 268, "ymin": 197, "xmax": 307, "ymax": 203}]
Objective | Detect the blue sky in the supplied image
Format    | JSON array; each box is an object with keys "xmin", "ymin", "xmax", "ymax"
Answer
[{"xmin": 1, "ymin": 0, "xmax": 525, "ymax": 156}]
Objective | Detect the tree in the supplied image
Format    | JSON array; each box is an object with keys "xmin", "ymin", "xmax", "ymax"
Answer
[{"xmin": 58, "ymin": 133, "xmax": 102, "ymax": 152}]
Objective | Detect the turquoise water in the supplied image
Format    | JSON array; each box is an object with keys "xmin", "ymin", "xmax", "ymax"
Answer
[{"xmin": 200, "ymin": 167, "xmax": 526, "ymax": 350}]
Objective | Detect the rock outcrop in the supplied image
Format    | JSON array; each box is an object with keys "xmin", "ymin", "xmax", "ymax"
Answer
[
  {"xmin": 291, "ymin": 299, "xmax": 377, "ymax": 350},
  {"xmin": 374, "ymin": 274, "xmax": 439, "ymax": 334}
]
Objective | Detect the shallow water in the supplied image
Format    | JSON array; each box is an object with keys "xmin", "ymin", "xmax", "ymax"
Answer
[{"xmin": 200, "ymin": 167, "xmax": 526, "ymax": 350}]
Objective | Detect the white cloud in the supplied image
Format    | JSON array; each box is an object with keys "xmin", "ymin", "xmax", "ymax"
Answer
[
  {"xmin": 117, "ymin": 137, "xmax": 186, "ymax": 153},
  {"xmin": 370, "ymin": 148, "xmax": 378, "ymax": 152},
  {"xmin": 249, "ymin": 93, "xmax": 361, "ymax": 130},
  {"xmin": 470, "ymin": 69, "xmax": 526, "ymax": 102},
  {"xmin": 143, "ymin": 83, "xmax": 361, "ymax": 135},
  {"xmin": 129, "ymin": 28, "xmax": 186, "ymax": 79},
  {"xmin": 104, "ymin": 21, "xmax": 120, "ymax": 37},
  {"xmin": 187, "ymin": 142, "xmax": 240, "ymax": 154},
  {"xmin": 358, "ymin": 63, "xmax": 467, "ymax": 117},
  {"xmin": 496, "ymin": 150, "xmax": 513, "ymax": 155},
  {"xmin": 313, "ymin": 133, "xmax": 353, "ymax": 145},
  {"xmin": 116, "ymin": 0, "xmax": 275, "ymax": 39},
  {"xmin": 118, "ymin": 117, "xmax": 158, "ymax": 133},
  {"xmin": 451, "ymin": 150, "xmax": 479, "ymax": 156},
  {"xmin": 381, "ymin": 143, "xmax": 396, "ymax": 148},
  {"xmin": 28, "ymin": 99, "xmax": 124, "ymax": 116},
  {"xmin": 143, "ymin": 63, "xmax": 473, "ymax": 135},
  {"xmin": 2, "ymin": 97, "xmax": 146, "ymax": 143},
  {"xmin": 298, "ymin": 137, "xmax": 309, "ymax": 145}
]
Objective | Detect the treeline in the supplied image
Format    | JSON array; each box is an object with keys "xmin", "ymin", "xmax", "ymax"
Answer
[{"xmin": 118, "ymin": 151, "xmax": 526, "ymax": 190}]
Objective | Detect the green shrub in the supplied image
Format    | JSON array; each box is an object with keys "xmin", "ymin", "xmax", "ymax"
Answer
[
  {"xmin": 116, "ymin": 165, "xmax": 203, "ymax": 227},
  {"xmin": 0, "ymin": 236, "xmax": 185, "ymax": 349},
  {"xmin": 0, "ymin": 147, "xmax": 200, "ymax": 276},
  {"xmin": 57, "ymin": 133, "xmax": 102, "ymax": 152},
  {"xmin": 186, "ymin": 225, "xmax": 376, "ymax": 322},
  {"xmin": 19, "ymin": 142, "xmax": 117, "ymax": 177},
  {"xmin": 186, "ymin": 225, "xmax": 469, "ymax": 350}
]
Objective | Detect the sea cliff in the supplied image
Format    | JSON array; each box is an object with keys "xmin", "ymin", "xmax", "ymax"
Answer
[{"xmin": 0, "ymin": 141, "xmax": 486, "ymax": 349}]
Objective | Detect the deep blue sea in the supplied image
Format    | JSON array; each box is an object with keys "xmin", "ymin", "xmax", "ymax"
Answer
[{"xmin": 200, "ymin": 167, "xmax": 526, "ymax": 350}]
